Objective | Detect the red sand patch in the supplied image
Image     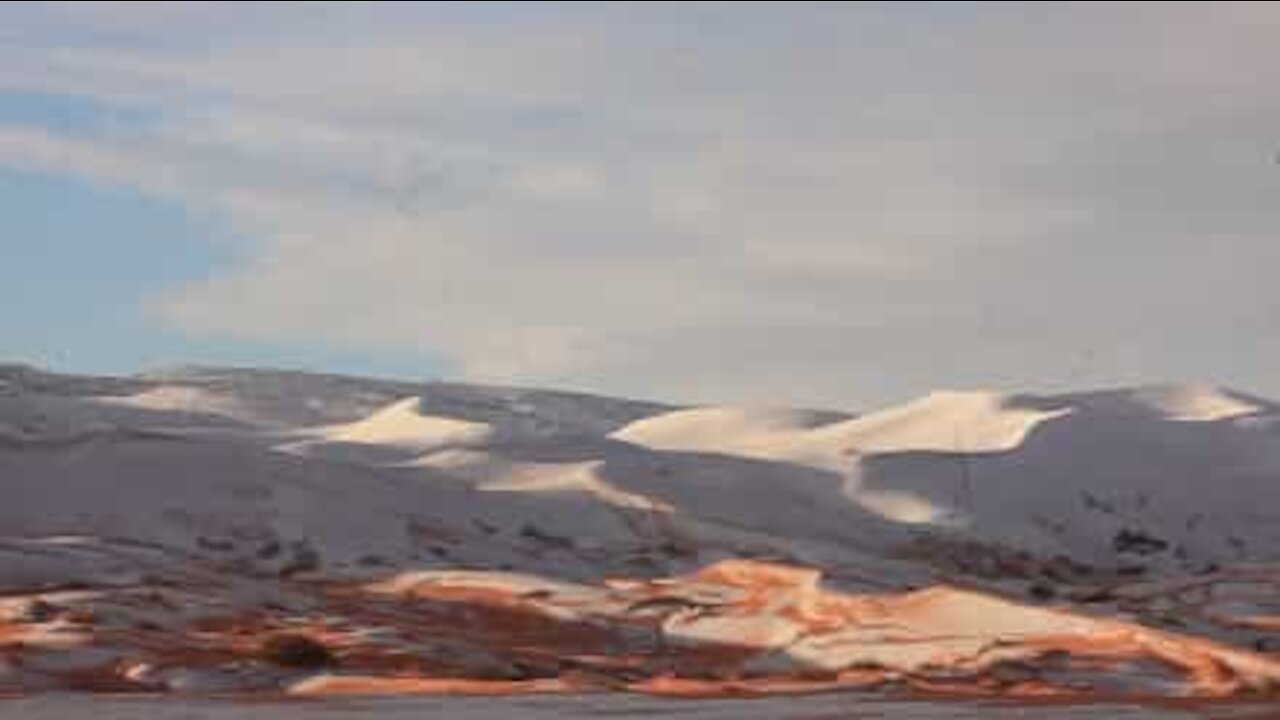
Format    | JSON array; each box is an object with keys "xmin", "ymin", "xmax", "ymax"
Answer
[
  {"xmin": 288, "ymin": 675, "xmax": 569, "ymax": 697},
  {"xmin": 5, "ymin": 560, "xmax": 1280, "ymax": 703}
]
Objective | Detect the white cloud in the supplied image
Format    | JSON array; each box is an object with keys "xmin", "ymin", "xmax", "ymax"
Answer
[{"xmin": 1, "ymin": 2, "xmax": 1279, "ymax": 406}]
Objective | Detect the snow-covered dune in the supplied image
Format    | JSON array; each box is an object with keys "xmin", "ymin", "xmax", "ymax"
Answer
[
  {"xmin": 2, "ymin": 366, "xmax": 1279, "ymax": 702},
  {"xmin": 613, "ymin": 384, "xmax": 1280, "ymax": 569},
  {"xmin": 611, "ymin": 406, "xmax": 850, "ymax": 459},
  {"xmin": 816, "ymin": 386, "xmax": 1280, "ymax": 567},
  {"xmin": 5, "ymin": 368, "xmax": 1280, "ymax": 577},
  {"xmin": 317, "ymin": 397, "xmax": 495, "ymax": 452}
]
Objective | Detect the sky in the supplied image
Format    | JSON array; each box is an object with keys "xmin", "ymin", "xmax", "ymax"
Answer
[{"xmin": 1, "ymin": 2, "xmax": 1278, "ymax": 408}]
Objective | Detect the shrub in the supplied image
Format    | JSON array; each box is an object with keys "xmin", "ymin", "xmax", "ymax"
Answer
[
  {"xmin": 21, "ymin": 599, "xmax": 62, "ymax": 623},
  {"xmin": 1028, "ymin": 581, "xmax": 1056, "ymax": 601},
  {"xmin": 259, "ymin": 633, "xmax": 335, "ymax": 669}
]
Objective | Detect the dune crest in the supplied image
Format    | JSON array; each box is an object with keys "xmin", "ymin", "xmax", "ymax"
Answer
[{"xmin": 321, "ymin": 397, "xmax": 494, "ymax": 451}]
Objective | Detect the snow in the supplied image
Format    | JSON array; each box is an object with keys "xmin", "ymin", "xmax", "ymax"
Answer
[
  {"xmin": 3, "ymin": 368, "xmax": 1279, "ymax": 579},
  {"xmin": 2, "ymin": 365, "xmax": 1279, "ymax": 702},
  {"xmin": 619, "ymin": 385, "xmax": 1280, "ymax": 566}
]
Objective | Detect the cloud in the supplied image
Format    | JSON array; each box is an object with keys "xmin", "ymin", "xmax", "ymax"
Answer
[{"xmin": 1, "ymin": 2, "xmax": 1279, "ymax": 406}]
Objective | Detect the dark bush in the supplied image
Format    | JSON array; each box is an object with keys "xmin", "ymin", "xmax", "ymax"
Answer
[
  {"xmin": 1112, "ymin": 528, "xmax": 1168, "ymax": 556},
  {"xmin": 1071, "ymin": 587, "xmax": 1116, "ymax": 604},
  {"xmin": 277, "ymin": 542, "xmax": 321, "ymax": 577},
  {"xmin": 259, "ymin": 633, "xmax": 335, "ymax": 669},
  {"xmin": 1028, "ymin": 581, "xmax": 1056, "ymax": 601},
  {"xmin": 21, "ymin": 599, "xmax": 62, "ymax": 623}
]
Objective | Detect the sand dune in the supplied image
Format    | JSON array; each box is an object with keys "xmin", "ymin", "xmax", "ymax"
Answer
[
  {"xmin": 611, "ymin": 406, "xmax": 850, "ymax": 459},
  {"xmin": 1, "ymin": 366, "xmax": 1279, "ymax": 703},
  {"xmin": 319, "ymin": 397, "xmax": 495, "ymax": 451},
  {"xmin": 799, "ymin": 389, "xmax": 1072, "ymax": 454}
]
